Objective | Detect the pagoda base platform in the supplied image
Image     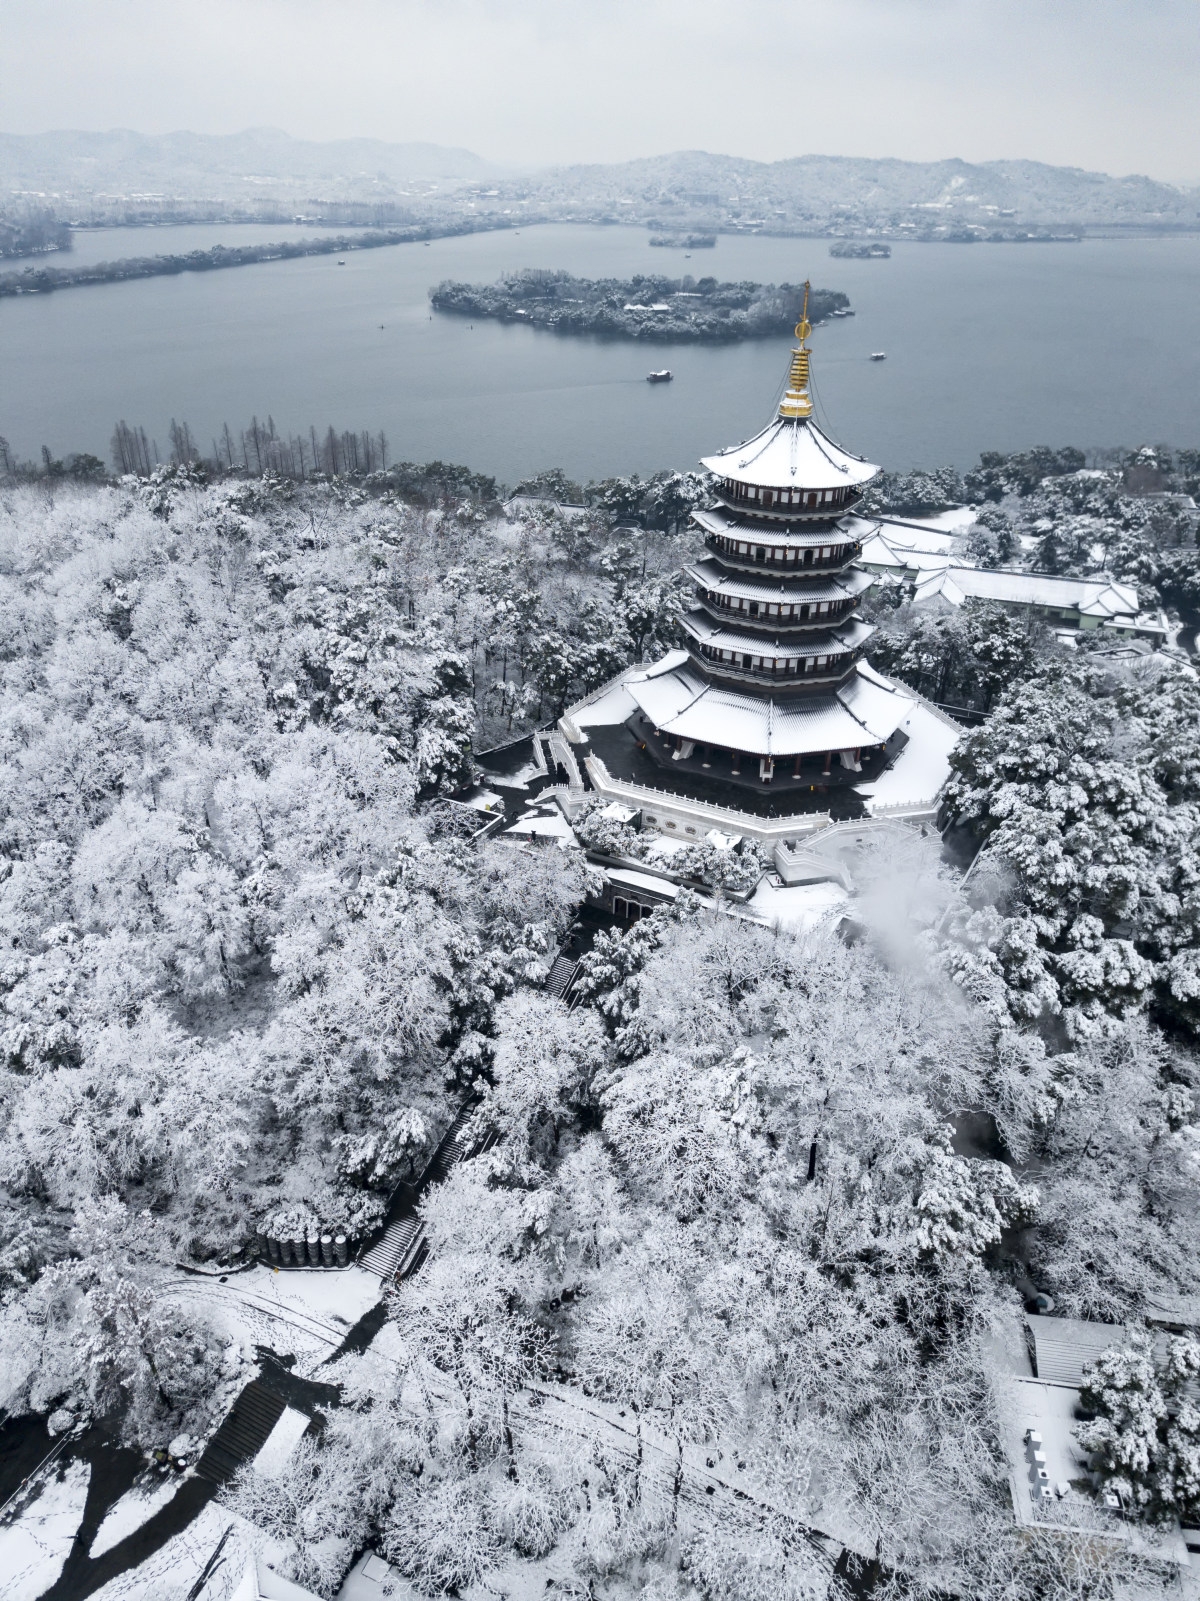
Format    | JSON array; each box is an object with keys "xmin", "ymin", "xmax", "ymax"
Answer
[
  {"xmin": 628, "ymin": 711, "xmax": 902, "ymax": 795},
  {"xmin": 581, "ymin": 718, "xmax": 908, "ymax": 821}
]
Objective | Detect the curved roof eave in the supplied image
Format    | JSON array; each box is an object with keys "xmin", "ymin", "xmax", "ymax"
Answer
[{"xmin": 700, "ymin": 415, "xmax": 880, "ymax": 491}]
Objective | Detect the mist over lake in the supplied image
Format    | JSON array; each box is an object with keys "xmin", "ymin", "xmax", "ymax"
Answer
[{"xmin": 3, "ymin": 222, "xmax": 1199, "ymax": 478}]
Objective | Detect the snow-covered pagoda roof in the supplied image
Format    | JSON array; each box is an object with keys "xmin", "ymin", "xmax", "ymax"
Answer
[
  {"xmin": 682, "ymin": 611, "xmax": 873, "ymax": 660},
  {"xmin": 692, "ymin": 504, "xmax": 866, "ymax": 548},
  {"xmin": 687, "ymin": 557, "xmax": 874, "ymax": 604},
  {"xmin": 701, "ymin": 414, "xmax": 879, "ymax": 492},
  {"xmin": 625, "ymin": 652, "xmax": 912, "ymax": 757}
]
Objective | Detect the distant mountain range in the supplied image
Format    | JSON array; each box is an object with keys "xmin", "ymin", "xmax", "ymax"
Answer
[
  {"xmin": 507, "ymin": 151, "xmax": 1200, "ymax": 230},
  {"xmin": 2, "ymin": 131, "xmax": 1197, "ymax": 233},
  {"xmin": 0, "ymin": 127, "xmax": 495, "ymax": 197}
]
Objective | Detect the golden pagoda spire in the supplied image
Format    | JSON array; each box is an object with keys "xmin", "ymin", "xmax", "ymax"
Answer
[{"xmin": 778, "ymin": 280, "xmax": 814, "ymax": 419}]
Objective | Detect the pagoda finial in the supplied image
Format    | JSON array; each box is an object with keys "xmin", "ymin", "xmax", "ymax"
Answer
[{"xmin": 778, "ymin": 279, "xmax": 814, "ymax": 420}]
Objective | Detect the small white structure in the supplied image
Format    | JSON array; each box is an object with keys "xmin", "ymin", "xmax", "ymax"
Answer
[
  {"xmin": 337, "ymin": 1551, "xmax": 418, "ymax": 1600},
  {"xmin": 232, "ymin": 1557, "xmax": 324, "ymax": 1601},
  {"xmin": 856, "ymin": 516, "xmax": 963, "ymax": 579}
]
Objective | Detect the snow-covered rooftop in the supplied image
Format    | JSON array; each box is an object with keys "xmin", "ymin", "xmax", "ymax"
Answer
[
  {"xmin": 693, "ymin": 504, "xmax": 863, "ymax": 549},
  {"xmin": 568, "ymin": 677, "xmax": 639, "ymax": 729},
  {"xmin": 701, "ymin": 415, "xmax": 879, "ymax": 491},
  {"xmin": 687, "ymin": 557, "xmax": 873, "ymax": 604},
  {"xmin": 856, "ymin": 518, "xmax": 963, "ymax": 577},
  {"xmin": 608, "ymin": 866, "xmax": 680, "ymax": 898},
  {"xmin": 912, "ymin": 564, "xmax": 1141, "ymax": 619},
  {"xmin": 599, "ymin": 801, "xmax": 639, "ymax": 823},
  {"xmin": 682, "ymin": 609, "xmax": 873, "ymax": 660},
  {"xmin": 505, "ymin": 810, "xmax": 576, "ymax": 841},
  {"xmin": 1025, "ymin": 1314, "xmax": 1125, "ymax": 1388},
  {"xmin": 856, "ymin": 701, "xmax": 961, "ymax": 812},
  {"xmin": 625, "ymin": 654, "xmax": 914, "ymax": 757}
]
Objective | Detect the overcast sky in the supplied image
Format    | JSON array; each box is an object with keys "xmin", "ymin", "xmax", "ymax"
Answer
[{"xmin": 2, "ymin": 0, "xmax": 1197, "ymax": 183}]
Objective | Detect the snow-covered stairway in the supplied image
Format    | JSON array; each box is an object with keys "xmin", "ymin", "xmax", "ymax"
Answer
[
  {"xmin": 544, "ymin": 951, "xmax": 580, "ymax": 1000},
  {"xmin": 421, "ymin": 1101, "xmax": 494, "ymax": 1186},
  {"xmin": 357, "ymin": 1215, "xmax": 426, "ymax": 1282},
  {"xmin": 358, "ymin": 1101, "xmax": 496, "ymax": 1283},
  {"xmin": 194, "ymin": 1379, "xmax": 286, "ymax": 1484}
]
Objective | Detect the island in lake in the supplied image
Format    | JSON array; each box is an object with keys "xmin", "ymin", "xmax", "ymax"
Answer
[
  {"xmin": 649, "ymin": 233, "xmax": 717, "ymax": 249},
  {"xmin": 429, "ymin": 270, "xmax": 849, "ymax": 342},
  {"xmin": 829, "ymin": 240, "xmax": 892, "ymax": 259}
]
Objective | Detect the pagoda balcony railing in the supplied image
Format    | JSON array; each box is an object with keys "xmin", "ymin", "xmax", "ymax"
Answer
[
  {"xmin": 696, "ymin": 593, "xmax": 859, "ymax": 629},
  {"xmin": 689, "ymin": 641, "xmax": 863, "ymax": 689},
  {"xmin": 706, "ymin": 536, "xmax": 861, "ymax": 574},
  {"xmin": 716, "ymin": 481, "xmax": 862, "ymax": 517}
]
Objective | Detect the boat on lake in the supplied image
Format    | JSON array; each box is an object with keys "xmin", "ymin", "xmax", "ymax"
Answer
[
  {"xmin": 869, "ymin": 351, "xmax": 886, "ymax": 360},
  {"xmin": 647, "ymin": 369, "xmax": 673, "ymax": 383}
]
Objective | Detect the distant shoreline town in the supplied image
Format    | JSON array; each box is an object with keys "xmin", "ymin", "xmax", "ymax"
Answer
[{"xmin": 3, "ymin": 132, "xmax": 1198, "ymax": 273}]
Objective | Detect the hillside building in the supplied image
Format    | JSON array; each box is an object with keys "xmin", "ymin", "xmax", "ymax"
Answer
[{"xmin": 908, "ymin": 563, "xmax": 1167, "ymax": 642}]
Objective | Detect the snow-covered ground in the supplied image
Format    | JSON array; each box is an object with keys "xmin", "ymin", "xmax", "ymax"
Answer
[
  {"xmin": 168, "ymin": 1263, "xmax": 382, "ymax": 1378},
  {"xmin": 745, "ymin": 878, "xmax": 849, "ymax": 932},
  {"xmin": 501, "ymin": 758, "xmax": 546, "ymax": 790},
  {"xmin": 0, "ymin": 1459, "xmax": 90, "ymax": 1601},
  {"xmin": 858, "ymin": 703, "xmax": 961, "ymax": 812},
  {"xmin": 89, "ymin": 1474, "xmax": 182, "ymax": 1559},
  {"xmin": 90, "ymin": 1502, "xmax": 262, "ymax": 1601},
  {"xmin": 461, "ymin": 787, "xmax": 503, "ymax": 812},
  {"xmin": 881, "ymin": 507, "xmax": 977, "ymax": 534}
]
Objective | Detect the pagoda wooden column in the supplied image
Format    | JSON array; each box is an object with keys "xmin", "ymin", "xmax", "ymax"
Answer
[
  {"xmin": 823, "ymin": 751, "xmax": 832, "ymax": 775},
  {"xmin": 793, "ymin": 754, "xmax": 802, "ymax": 778}
]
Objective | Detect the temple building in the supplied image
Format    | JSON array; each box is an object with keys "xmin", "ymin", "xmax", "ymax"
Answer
[
  {"xmin": 554, "ymin": 288, "xmax": 961, "ymax": 834},
  {"xmin": 625, "ymin": 296, "xmax": 909, "ymax": 791}
]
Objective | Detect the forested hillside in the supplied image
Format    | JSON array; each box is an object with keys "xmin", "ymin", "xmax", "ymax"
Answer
[{"xmin": 0, "ymin": 465, "xmax": 1197, "ymax": 1599}]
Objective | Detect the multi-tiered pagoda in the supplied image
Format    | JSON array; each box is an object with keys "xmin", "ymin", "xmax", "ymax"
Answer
[{"xmin": 622, "ymin": 288, "xmax": 913, "ymax": 794}]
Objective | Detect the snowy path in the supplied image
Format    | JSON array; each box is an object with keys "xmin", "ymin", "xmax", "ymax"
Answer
[
  {"xmin": 168, "ymin": 1265, "xmax": 379, "ymax": 1374},
  {"xmin": 88, "ymin": 1504, "xmax": 257, "ymax": 1601},
  {"xmin": 88, "ymin": 1478, "xmax": 181, "ymax": 1559},
  {"xmin": 0, "ymin": 1461, "xmax": 91, "ymax": 1601}
]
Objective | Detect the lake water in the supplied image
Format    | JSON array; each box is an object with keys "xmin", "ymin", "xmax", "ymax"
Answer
[{"xmin": 3, "ymin": 223, "xmax": 1198, "ymax": 482}]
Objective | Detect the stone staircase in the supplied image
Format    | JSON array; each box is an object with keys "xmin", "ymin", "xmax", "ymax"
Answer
[
  {"xmin": 357, "ymin": 1101, "xmax": 497, "ymax": 1284},
  {"xmin": 357, "ymin": 1214, "xmax": 427, "ymax": 1282},
  {"xmin": 194, "ymin": 1380, "xmax": 287, "ymax": 1485},
  {"xmin": 544, "ymin": 951, "xmax": 580, "ymax": 1000}
]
